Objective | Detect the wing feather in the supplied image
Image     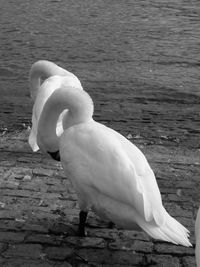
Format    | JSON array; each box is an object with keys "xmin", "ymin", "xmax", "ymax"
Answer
[{"xmin": 61, "ymin": 122, "xmax": 165, "ymax": 226}]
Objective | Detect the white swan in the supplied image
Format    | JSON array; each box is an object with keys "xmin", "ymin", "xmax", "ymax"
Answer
[
  {"xmin": 36, "ymin": 85, "xmax": 191, "ymax": 246},
  {"xmin": 195, "ymin": 207, "xmax": 200, "ymax": 266},
  {"xmin": 28, "ymin": 60, "xmax": 83, "ymax": 153}
]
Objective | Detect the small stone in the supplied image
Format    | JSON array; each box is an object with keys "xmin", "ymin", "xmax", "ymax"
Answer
[
  {"xmin": 126, "ymin": 133, "xmax": 133, "ymax": 140},
  {"xmin": 23, "ymin": 175, "xmax": 32, "ymax": 181},
  {"xmin": 39, "ymin": 252, "xmax": 47, "ymax": 260},
  {"xmin": 176, "ymin": 189, "xmax": 182, "ymax": 197},
  {"xmin": 134, "ymin": 134, "xmax": 141, "ymax": 139},
  {"xmin": 2, "ymin": 128, "xmax": 8, "ymax": 136},
  {"xmin": 15, "ymin": 218, "xmax": 26, "ymax": 223},
  {"xmin": 0, "ymin": 202, "xmax": 5, "ymax": 208},
  {"xmin": 161, "ymin": 135, "xmax": 168, "ymax": 140},
  {"xmin": 39, "ymin": 200, "xmax": 48, "ymax": 207}
]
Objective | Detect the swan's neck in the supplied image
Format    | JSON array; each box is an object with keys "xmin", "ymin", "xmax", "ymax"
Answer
[
  {"xmin": 37, "ymin": 86, "xmax": 94, "ymax": 152},
  {"xmin": 29, "ymin": 60, "xmax": 69, "ymax": 100}
]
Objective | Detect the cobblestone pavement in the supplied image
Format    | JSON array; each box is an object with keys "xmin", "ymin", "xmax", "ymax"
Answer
[{"xmin": 0, "ymin": 85, "xmax": 199, "ymax": 266}]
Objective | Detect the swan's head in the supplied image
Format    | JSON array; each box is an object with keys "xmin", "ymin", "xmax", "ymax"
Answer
[{"xmin": 28, "ymin": 75, "xmax": 78, "ymax": 152}]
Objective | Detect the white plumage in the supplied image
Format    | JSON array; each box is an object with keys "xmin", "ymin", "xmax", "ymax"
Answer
[
  {"xmin": 195, "ymin": 207, "xmax": 200, "ymax": 266},
  {"xmin": 28, "ymin": 60, "xmax": 83, "ymax": 152},
  {"xmin": 32, "ymin": 80, "xmax": 191, "ymax": 247}
]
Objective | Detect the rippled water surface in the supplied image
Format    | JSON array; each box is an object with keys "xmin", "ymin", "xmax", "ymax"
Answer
[{"xmin": 1, "ymin": 0, "xmax": 200, "ymax": 97}]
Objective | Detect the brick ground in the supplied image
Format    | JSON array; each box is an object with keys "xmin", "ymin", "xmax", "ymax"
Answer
[{"xmin": 0, "ymin": 86, "xmax": 199, "ymax": 266}]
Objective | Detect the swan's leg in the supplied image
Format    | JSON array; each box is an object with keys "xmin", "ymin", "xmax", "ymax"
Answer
[
  {"xmin": 78, "ymin": 210, "xmax": 88, "ymax": 237},
  {"xmin": 47, "ymin": 151, "xmax": 60, "ymax": 161}
]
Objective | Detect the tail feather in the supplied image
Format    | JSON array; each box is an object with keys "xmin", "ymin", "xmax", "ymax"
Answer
[{"xmin": 139, "ymin": 210, "xmax": 191, "ymax": 247}]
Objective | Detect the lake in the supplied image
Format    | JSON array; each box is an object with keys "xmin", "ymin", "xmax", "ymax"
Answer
[
  {"xmin": 0, "ymin": 0, "xmax": 200, "ymax": 97},
  {"xmin": 0, "ymin": 0, "xmax": 200, "ymax": 132}
]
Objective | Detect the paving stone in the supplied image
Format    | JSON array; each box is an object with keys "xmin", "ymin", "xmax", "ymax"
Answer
[
  {"xmin": 118, "ymin": 229, "xmax": 151, "ymax": 241},
  {"xmin": 55, "ymin": 262, "xmax": 72, "ymax": 267},
  {"xmin": 0, "ymin": 189, "xmax": 36, "ymax": 198},
  {"xmin": 146, "ymin": 254, "xmax": 181, "ymax": 267},
  {"xmin": 0, "ymin": 210, "xmax": 17, "ymax": 220},
  {"xmin": 64, "ymin": 236, "xmax": 107, "ymax": 248},
  {"xmin": 25, "ymin": 233, "xmax": 62, "ymax": 245},
  {"xmin": 44, "ymin": 246, "xmax": 74, "ymax": 260},
  {"xmin": 0, "ymin": 161, "xmax": 16, "ymax": 167},
  {"xmin": 164, "ymin": 203, "xmax": 193, "ymax": 218},
  {"xmin": 0, "ymin": 231, "xmax": 26, "ymax": 243},
  {"xmin": 32, "ymin": 168, "xmax": 56, "ymax": 177},
  {"xmin": 0, "ymin": 258, "xmax": 58, "ymax": 267},
  {"xmin": 154, "ymin": 242, "xmax": 195, "ymax": 256},
  {"xmin": 77, "ymin": 248, "xmax": 144, "ymax": 265},
  {"xmin": 48, "ymin": 222, "xmax": 76, "ymax": 235},
  {"xmin": 0, "ymin": 243, "xmax": 8, "ymax": 253},
  {"xmin": 182, "ymin": 256, "xmax": 196, "ymax": 267},
  {"xmin": 87, "ymin": 228, "xmax": 118, "ymax": 240},
  {"xmin": 109, "ymin": 239, "xmax": 153, "ymax": 253},
  {"xmin": 20, "ymin": 222, "xmax": 49, "ymax": 233},
  {"xmin": 2, "ymin": 244, "xmax": 43, "ymax": 259}
]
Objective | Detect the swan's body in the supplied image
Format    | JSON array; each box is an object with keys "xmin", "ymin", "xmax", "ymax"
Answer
[
  {"xmin": 28, "ymin": 60, "xmax": 83, "ymax": 152},
  {"xmin": 36, "ymin": 85, "xmax": 191, "ymax": 246},
  {"xmin": 195, "ymin": 207, "xmax": 200, "ymax": 266}
]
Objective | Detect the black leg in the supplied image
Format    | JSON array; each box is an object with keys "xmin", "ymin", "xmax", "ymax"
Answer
[{"xmin": 78, "ymin": 210, "xmax": 88, "ymax": 237}]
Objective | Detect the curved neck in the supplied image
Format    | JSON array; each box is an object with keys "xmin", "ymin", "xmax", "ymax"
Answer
[
  {"xmin": 37, "ymin": 86, "xmax": 94, "ymax": 152},
  {"xmin": 29, "ymin": 60, "xmax": 72, "ymax": 100}
]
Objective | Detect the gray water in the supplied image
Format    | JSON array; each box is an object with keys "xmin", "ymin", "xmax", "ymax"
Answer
[{"xmin": 1, "ymin": 0, "xmax": 200, "ymax": 97}]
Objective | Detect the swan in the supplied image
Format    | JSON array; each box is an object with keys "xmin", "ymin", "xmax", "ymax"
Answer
[
  {"xmin": 195, "ymin": 207, "xmax": 200, "ymax": 266},
  {"xmin": 36, "ymin": 85, "xmax": 191, "ymax": 246},
  {"xmin": 28, "ymin": 60, "xmax": 83, "ymax": 153}
]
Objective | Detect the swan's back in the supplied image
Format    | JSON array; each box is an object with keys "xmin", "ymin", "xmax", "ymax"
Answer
[
  {"xmin": 60, "ymin": 121, "xmax": 165, "ymax": 225},
  {"xmin": 59, "ymin": 120, "xmax": 191, "ymax": 246}
]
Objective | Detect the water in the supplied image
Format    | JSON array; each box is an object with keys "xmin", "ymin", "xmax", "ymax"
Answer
[{"xmin": 1, "ymin": 0, "xmax": 200, "ymax": 98}]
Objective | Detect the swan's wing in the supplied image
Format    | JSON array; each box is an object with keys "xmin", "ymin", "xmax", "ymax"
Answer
[
  {"xmin": 109, "ymin": 126, "xmax": 165, "ymax": 225},
  {"xmin": 60, "ymin": 122, "xmax": 165, "ymax": 226}
]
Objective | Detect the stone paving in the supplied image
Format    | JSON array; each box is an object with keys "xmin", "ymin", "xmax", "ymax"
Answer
[{"xmin": 0, "ymin": 85, "xmax": 199, "ymax": 266}]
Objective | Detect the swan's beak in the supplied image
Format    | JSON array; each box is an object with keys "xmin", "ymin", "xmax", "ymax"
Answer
[{"xmin": 47, "ymin": 150, "xmax": 60, "ymax": 161}]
